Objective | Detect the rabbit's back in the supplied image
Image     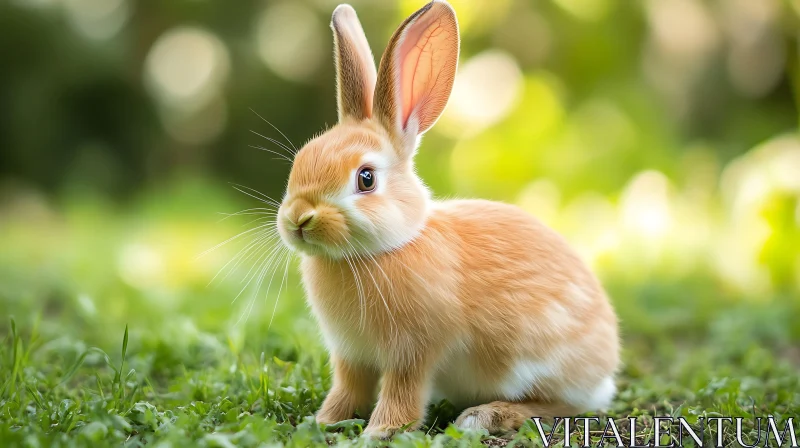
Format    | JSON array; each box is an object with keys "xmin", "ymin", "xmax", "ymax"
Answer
[{"xmin": 429, "ymin": 199, "xmax": 619, "ymax": 407}]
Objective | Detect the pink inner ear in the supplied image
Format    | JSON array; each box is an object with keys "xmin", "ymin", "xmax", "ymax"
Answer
[{"xmin": 396, "ymin": 6, "xmax": 458, "ymax": 133}]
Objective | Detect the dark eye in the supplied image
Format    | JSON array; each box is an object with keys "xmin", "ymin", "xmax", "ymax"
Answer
[{"xmin": 357, "ymin": 168, "xmax": 376, "ymax": 192}]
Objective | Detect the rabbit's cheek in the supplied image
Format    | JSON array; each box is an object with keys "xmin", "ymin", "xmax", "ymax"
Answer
[
  {"xmin": 302, "ymin": 204, "xmax": 349, "ymax": 248},
  {"xmin": 354, "ymin": 193, "xmax": 384, "ymax": 221}
]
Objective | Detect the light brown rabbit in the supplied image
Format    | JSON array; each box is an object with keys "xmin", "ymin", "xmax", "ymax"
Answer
[{"xmin": 275, "ymin": 0, "xmax": 620, "ymax": 438}]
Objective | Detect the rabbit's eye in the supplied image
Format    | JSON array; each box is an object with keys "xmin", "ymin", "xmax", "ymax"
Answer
[{"xmin": 357, "ymin": 168, "xmax": 376, "ymax": 192}]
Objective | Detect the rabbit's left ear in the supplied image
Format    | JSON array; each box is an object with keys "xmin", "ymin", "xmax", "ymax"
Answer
[
  {"xmin": 332, "ymin": 4, "xmax": 377, "ymax": 122},
  {"xmin": 374, "ymin": 0, "xmax": 459, "ymax": 149}
]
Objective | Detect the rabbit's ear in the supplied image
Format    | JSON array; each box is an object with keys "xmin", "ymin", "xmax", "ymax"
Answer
[
  {"xmin": 332, "ymin": 4, "xmax": 377, "ymax": 122},
  {"xmin": 374, "ymin": 0, "xmax": 459, "ymax": 147}
]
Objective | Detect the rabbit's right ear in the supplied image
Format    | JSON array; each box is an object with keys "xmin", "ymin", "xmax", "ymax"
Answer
[
  {"xmin": 373, "ymin": 1, "xmax": 459, "ymax": 154},
  {"xmin": 332, "ymin": 4, "xmax": 377, "ymax": 122}
]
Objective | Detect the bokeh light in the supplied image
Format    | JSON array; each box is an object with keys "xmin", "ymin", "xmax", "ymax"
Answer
[
  {"xmin": 144, "ymin": 26, "xmax": 231, "ymax": 144},
  {"xmin": 440, "ymin": 50, "xmax": 522, "ymax": 137},
  {"xmin": 620, "ymin": 170, "xmax": 673, "ymax": 241},
  {"xmin": 62, "ymin": 0, "xmax": 129, "ymax": 40},
  {"xmin": 255, "ymin": 2, "xmax": 326, "ymax": 82},
  {"xmin": 144, "ymin": 27, "xmax": 230, "ymax": 111}
]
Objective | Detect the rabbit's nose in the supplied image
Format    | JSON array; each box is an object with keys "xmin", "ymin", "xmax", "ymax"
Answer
[
  {"xmin": 295, "ymin": 212, "xmax": 315, "ymax": 230},
  {"xmin": 284, "ymin": 198, "xmax": 314, "ymax": 229},
  {"xmin": 290, "ymin": 211, "xmax": 316, "ymax": 241}
]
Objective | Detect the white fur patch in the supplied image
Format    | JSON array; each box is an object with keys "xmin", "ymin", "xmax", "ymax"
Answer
[
  {"xmin": 567, "ymin": 283, "xmax": 593, "ymax": 306},
  {"xmin": 458, "ymin": 415, "xmax": 481, "ymax": 430},
  {"xmin": 499, "ymin": 359, "xmax": 558, "ymax": 400},
  {"xmin": 330, "ymin": 149, "xmax": 428, "ymax": 254},
  {"xmin": 561, "ymin": 376, "xmax": 616, "ymax": 411},
  {"xmin": 543, "ymin": 302, "xmax": 574, "ymax": 330}
]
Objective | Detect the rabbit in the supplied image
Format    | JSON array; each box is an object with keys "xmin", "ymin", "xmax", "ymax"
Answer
[{"xmin": 275, "ymin": 0, "xmax": 620, "ymax": 438}]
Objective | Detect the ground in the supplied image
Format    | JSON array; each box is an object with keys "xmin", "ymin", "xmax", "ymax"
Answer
[{"xmin": 1, "ymin": 181, "xmax": 798, "ymax": 447}]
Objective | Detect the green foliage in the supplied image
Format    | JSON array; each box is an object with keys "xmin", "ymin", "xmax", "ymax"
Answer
[{"xmin": 0, "ymin": 184, "xmax": 798, "ymax": 447}]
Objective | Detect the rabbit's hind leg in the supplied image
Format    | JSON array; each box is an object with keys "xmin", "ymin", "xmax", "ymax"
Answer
[{"xmin": 454, "ymin": 400, "xmax": 578, "ymax": 434}]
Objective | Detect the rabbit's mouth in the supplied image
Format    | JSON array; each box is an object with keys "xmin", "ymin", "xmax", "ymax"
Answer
[
  {"xmin": 286, "ymin": 226, "xmax": 317, "ymax": 247},
  {"xmin": 292, "ymin": 229, "xmax": 322, "ymax": 249},
  {"xmin": 277, "ymin": 213, "xmax": 351, "ymax": 259},
  {"xmin": 281, "ymin": 231, "xmax": 324, "ymax": 256}
]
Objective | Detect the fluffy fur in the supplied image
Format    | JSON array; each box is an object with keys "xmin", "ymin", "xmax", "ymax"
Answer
[{"xmin": 276, "ymin": 0, "xmax": 620, "ymax": 438}]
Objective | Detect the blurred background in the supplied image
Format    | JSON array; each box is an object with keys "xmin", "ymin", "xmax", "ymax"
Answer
[{"xmin": 1, "ymin": 0, "xmax": 800, "ymax": 376}]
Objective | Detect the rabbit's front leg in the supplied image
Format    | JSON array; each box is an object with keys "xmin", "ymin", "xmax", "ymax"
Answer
[
  {"xmin": 363, "ymin": 365, "xmax": 430, "ymax": 438},
  {"xmin": 316, "ymin": 356, "xmax": 379, "ymax": 425}
]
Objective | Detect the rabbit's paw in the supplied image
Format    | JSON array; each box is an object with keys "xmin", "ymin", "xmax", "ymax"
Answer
[
  {"xmin": 362, "ymin": 424, "xmax": 401, "ymax": 439},
  {"xmin": 455, "ymin": 401, "xmax": 539, "ymax": 434},
  {"xmin": 455, "ymin": 405, "xmax": 499, "ymax": 432},
  {"xmin": 316, "ymin": 406, "xmax": 350, "ymax": 425},
  {"xmin": 315, "ymin": 413, "xmax": 339, "ymax": 426}
]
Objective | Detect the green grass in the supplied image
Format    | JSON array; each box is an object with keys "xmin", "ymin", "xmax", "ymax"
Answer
[{"xmin": 1, "ymin": 181, "xmax": 799, "ymax": 447}]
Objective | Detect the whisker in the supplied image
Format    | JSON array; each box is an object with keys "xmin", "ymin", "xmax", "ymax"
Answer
[
  {"xmin": 354, "ymin": 238, "xmax": 406, "ymax": 323},
  {"xmin": 337, "ymin": 230, "xmax": 367, "ymax": 331},
  {"xmin": 232, "ymin": 236, "xmax": 283, "ymax": 302},
  {"xmin": 344, "ymin": 253, "xmax": 366, "ymax": 332},
  {"xmin": 235, "ymin": 215, "xmax": 278, "ymax": 231},
  {"xmin": 234, "ymin": 184, "xmax": 282, "ymax": 207},
  {"xmin": 346, "ymin": 238, "xmax": 396, "ymax": 332},
  {"xmin": 249, "ymin": 144, "xmax": 293, "ymax": 163},
  {"xmin": 198, "ymin": 221, "xmax": 276, "ymax": 260},
  {"xmin": 268, "ymin": 249, "xmax": 293, "ymax": 330},
  {"xmin": 350, "ymin": 226, "xmax": 427, "ymax": 285},
  {"xmin": 249, "ymin": 130, "xmax": 296, "ymax": 158},
  {"xmin": 250, "ymin": 108, "xmax": 298, "ymax": 153},
  {"xmin": 244, "ymin": 244, "xmax": 291, "ymax": 324},
  {"xmin": 218, "ymin": 207, "xmax": 276, "ymax": 215},
  {"xmin": 217, "ymin": 208, "xmax": 277, "ymax": 221},
  {"xmin": 352, "ymin": 238, "xmax": 393, "ymax": 288},
  {"xmin": 230, "ymin": 183, "xmax": 282, "ymax": 207},
  {"xmin": 235, "ymin": 240, "xmax": 284, "ymax": 325},
  {"xmin": 217, "ymin": 214, "xmax": 276, "ymax": 226},
  {"xmin": 219, "ymin": 229, "xmax": 279, "ymax": 291}
]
